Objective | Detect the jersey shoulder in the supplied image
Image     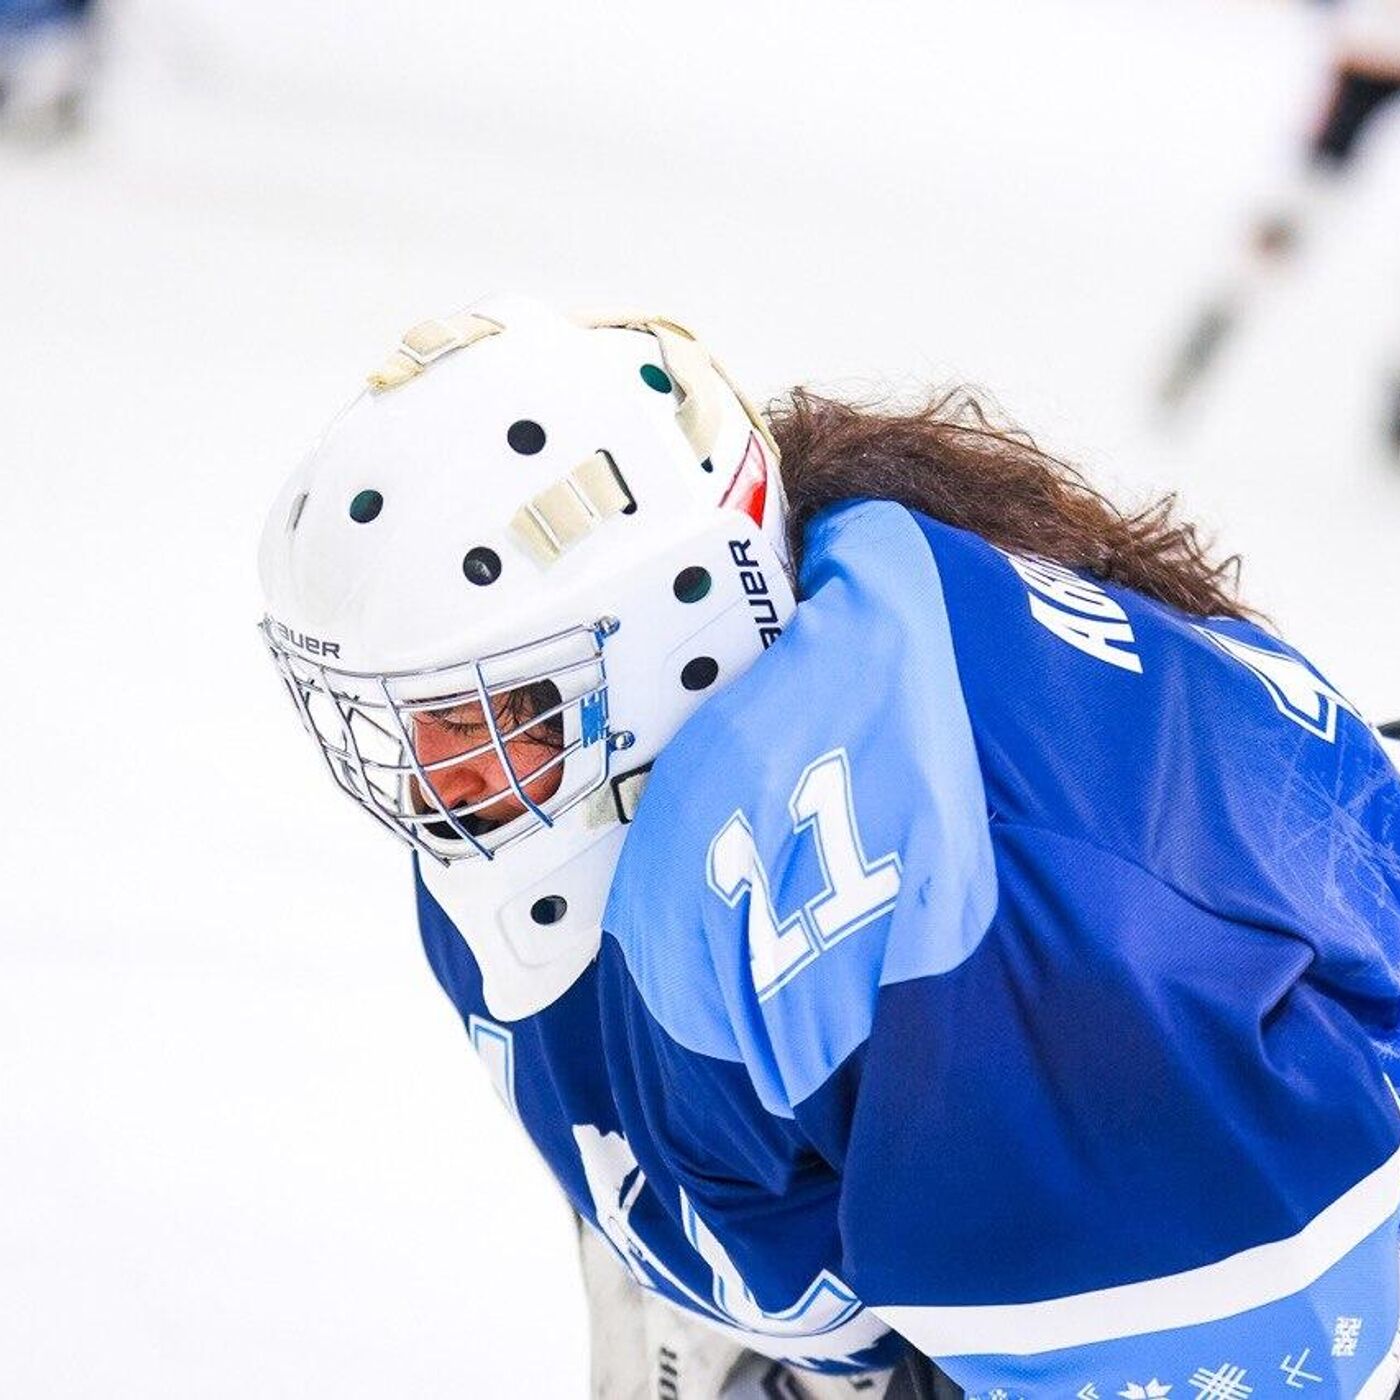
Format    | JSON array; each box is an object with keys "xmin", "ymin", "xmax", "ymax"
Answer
[
  {"xmin": 603, "ymin": 499, "xmax": 998, "ymax": 1117},
  {"xmin": 914, "ymin": 510, "xmax": 1400, "ymax": 1012}
]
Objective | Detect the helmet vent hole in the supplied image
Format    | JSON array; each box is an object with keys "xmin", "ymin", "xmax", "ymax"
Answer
[
  {"xmin": 681, "ymin": 657, "xmax": 719, "ymax": 691},
  {"xmin": 640, "ymin": 363, "xmax": 673, "ymax": 393},
  {"xmin": 672, "ymin": 567, "xmax": 712, "ymax": 604},
  {"xmin": 699, "ymin": 458, "xmax": 714, "ymax": 474},
  {"xmin": 287, "ymin": 491, "xmax": 309, "ymax": 534},
  {"xmin": 349, "ymin": 489, "xmax": 383, "ymax": 523},
  {"xmin": 530, "ymin": 895, "xmax": 568, "ymax": 926},
  {"xmin": 462, "ymin": 547, "xmax": 502, "ymax": 586},
  {"xmin": 507, "ymin": 419, "xmax": 547, "ymax": 455}
]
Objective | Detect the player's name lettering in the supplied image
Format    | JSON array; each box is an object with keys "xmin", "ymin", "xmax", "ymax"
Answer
[
  {"xmin": 1002, "ymin": 553, "xmax": 1143, "ymax": 674},
  {"xmin": 271, "ymin": 619, "xmax": 342, "ymax": 659},
  {"xmin": 729, "ymin": 539, "xmax": 784, "ymax": 649}
]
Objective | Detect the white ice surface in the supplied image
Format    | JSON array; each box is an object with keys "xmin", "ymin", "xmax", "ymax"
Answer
[{"xmin": 3, "ymin": 0, "xmax": 1399, "ymax": 1395}]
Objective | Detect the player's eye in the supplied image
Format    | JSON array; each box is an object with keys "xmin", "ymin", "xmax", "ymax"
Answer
[
  {"xmin": 439, "ymin": 713, "xmax": 488, "ymax": 737},
  {"xmin": 419, "ymin": 705, "xmax": 488, "ymax": 737}
]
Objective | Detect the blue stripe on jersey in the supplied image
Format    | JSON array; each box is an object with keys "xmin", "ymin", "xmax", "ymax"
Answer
[{"xmin": 604, "ymin": 499, "xmax": 998, "ymax": 1117}]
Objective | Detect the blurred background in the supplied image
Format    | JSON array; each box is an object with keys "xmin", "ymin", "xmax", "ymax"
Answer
[{"xmin": 3, "ymin": 0, "xmax": 1399, "ymax": 1393}]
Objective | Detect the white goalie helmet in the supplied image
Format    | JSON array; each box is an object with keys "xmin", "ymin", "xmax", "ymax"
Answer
[{"xmin": 259, "ymin": 296, "xmax": 795, "ymax": 1019}]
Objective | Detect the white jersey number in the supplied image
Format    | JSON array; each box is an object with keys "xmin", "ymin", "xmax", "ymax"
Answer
[{"xmin": 708, "ymin": 749, "xmax": 901, "ymax": 1001}]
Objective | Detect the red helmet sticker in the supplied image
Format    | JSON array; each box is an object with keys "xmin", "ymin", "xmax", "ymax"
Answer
[{"xmin": 719, "ymin": 431, "xmax": 768, "ymax": 527}]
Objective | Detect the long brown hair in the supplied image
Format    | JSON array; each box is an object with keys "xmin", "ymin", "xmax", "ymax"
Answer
[{"xmin": 767, "ymin": 387, "xmax": 1253, "ymax": 621}]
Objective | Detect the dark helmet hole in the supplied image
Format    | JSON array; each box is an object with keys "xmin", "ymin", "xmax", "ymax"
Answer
[
  {"xmin": 463, "ymin": 547, "xmax": 503, "ymax": 586},
  {"xmin": 680, "ymin": 657, "xmax": 719, "ymax": 691},
  {"xmin": 507, "ymin": 420, "xmax": 547, "ymax": 455},
  {"xmin": 673, "ymin": 566, "xmax": 712, "ymax": 603},
  {"xmin": 349, "ymin": 489, "xmax": 383, "ymax": 523}
]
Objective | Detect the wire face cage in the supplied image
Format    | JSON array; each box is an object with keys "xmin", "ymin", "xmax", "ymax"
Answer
[{"xmin": 261, "ymin": 618, "xmax": 617, "ymax": 864}]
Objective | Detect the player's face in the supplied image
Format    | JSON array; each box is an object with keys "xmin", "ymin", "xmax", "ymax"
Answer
[{"xmin": 409, "ymin": 685, "xmax": 564, "ymax": 836}]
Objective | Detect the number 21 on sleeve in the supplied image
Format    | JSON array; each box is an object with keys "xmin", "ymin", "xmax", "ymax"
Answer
[{"xmin": 707, "ymin": 750, "xmax": 901, "ymax": 1001}]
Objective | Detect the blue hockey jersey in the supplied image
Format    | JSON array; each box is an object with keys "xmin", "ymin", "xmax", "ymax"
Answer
[{"xmin": 415, "ymin": 498, "xmax": 1400, "ymax": 1396}]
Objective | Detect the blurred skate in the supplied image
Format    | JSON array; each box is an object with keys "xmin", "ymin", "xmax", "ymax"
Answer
[
  {"xmin": 1385, "ymin": 375, "xmax": 1400, "ymax": 458},
  {"xmin": 1155, "ymin": 209, "xmax": 1307, "ymax": 421},
  {"xmin": 1157, "ymin": 297, "xmax": 1238, "ymax": 416},
  {"xmin": 1154, "ymin": 0, "xmax": 1400, "ymax": 425}
]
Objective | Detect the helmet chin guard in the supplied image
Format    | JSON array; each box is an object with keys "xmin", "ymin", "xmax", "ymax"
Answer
[{"xmin": 259, "ymin": 296, "xmax": 794, "ymax": 1020}]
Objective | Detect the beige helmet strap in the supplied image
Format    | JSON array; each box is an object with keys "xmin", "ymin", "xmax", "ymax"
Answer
[
  {"xmin": 653, "ymin": 325, "xmax": 722, "ymax": 461},
  {"xmin": 362, "ymin": 303, "xmax": 778, "ymax": 571},
  {"xmin": 367, "ymin": 311, "xmax": 504, "ymax": 392},
  {"xmin": 571, "ymin": 310, "xmax": 781, "ymax": 468},
  {"xmin": 511, "ymin": 451, "xmax": 635, "ymax": 566},
  {"xmin": 366, "ymin": 307, "xmax": 779, "ymax": 465}
]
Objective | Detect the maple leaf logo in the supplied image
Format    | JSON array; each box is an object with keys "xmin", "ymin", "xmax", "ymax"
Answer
[{"xmin": 1119, "ymin": 1384, "xmax": 1171, "ymax": 1399}]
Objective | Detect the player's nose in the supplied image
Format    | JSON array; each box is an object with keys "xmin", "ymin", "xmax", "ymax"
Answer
[
  {"xmin": 425, "ymin": 754, "xmax": 496, "ymax": 812},
  {"xmin": 411, "ymin": 723, "xmax": 496, "ymax": 809}
]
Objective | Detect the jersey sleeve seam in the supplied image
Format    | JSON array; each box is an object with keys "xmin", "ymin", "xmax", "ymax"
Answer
[{"xmin": 988, "ymin": 813, "xmax": 1304, "ymax": 942}]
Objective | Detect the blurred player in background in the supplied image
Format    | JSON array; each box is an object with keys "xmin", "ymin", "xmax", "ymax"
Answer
[
  {"xmin": 1158, "ymin": 0, "xmax": 1400, "ymax": 448},
  {"xmin": 259, "ymin": 298, "xmax": 1400, "ymax": 1397},
  {"xmin": 0, "ymin": 0, "xmax": 97, "ymax": 138}
]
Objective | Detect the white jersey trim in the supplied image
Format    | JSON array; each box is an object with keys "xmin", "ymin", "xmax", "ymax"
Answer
[{"xmin": 875, "ymin": 1142, "xmax": 1400, "ymax": 1358}]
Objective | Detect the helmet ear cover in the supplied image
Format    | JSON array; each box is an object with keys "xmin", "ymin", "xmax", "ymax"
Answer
[{"xmin": 258, "ymin": 297, "xmax": 795, "ymax": 1018}]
